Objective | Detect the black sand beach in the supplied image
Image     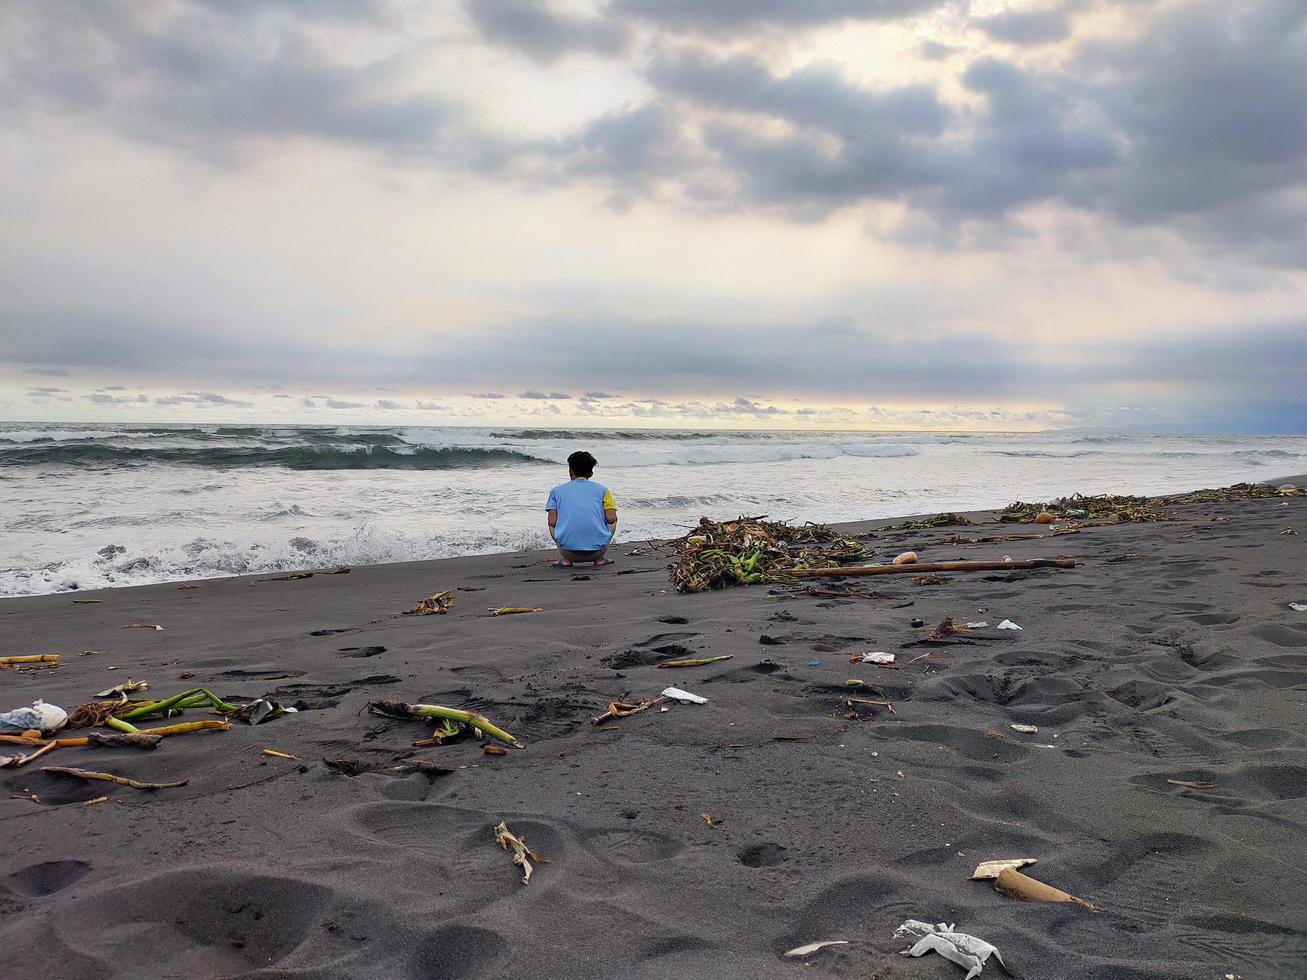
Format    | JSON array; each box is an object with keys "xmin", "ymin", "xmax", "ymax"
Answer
[{"xmin": 3, "ymin": 483, "xmax": 1306, "ymax": 979}]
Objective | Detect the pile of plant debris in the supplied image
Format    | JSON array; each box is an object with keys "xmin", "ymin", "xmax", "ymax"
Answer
[
  {"xmin": 1001, "ymin": 483, "xmax": 1302, "ymax": 524},
  {"xmin": 876, "ymin": 513, "xmax": 974, "ymax": 531},
  {"xmin": 668, "ymin": 516, "xmax": 869, "ymax": 593}
]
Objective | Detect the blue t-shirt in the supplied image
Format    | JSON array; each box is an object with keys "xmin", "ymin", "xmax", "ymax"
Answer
[{"xmin": 546, "ymin": 479, "xmax": 615, "ymax": 551}]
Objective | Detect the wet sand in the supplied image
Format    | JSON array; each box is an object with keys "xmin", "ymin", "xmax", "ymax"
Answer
[{"xmin": 3, "ymin": 480, "xmax": 1306, "ymax": 979}]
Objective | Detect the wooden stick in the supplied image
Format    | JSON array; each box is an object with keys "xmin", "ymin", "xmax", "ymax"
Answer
[
  {"xmin": 790, "ymin": 557, "xmax": 1075, "ymax": 578},
  {"xmin": 0, "ymin": 654, "xmax": 60, "ymax": 666},
  {"xmin": 41, "ymin": 766, "xmax": 188, "ymax": 790}
]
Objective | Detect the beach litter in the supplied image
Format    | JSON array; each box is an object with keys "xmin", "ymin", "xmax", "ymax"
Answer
[
  {"xmin": 0, "ymin": 654, "xmax": 60, "ymax": 669},
  {"xmin": 1009, "ymin": 724, "xmax": 1038, "ymax": 734},
  {"xmin": 41, "ymin": 766, "xmax": 189, "ymax": 790},
  {"xmin": 925, "ymin": 617, "xmax": 970, "ymax": 641},
  {"xmin": 895, "ymin": 920, "xmax": 1006, "ymax": 980},
  {"xmin": 993, "ymin": 868, "xmax": 1098, "ymax": 910},
  {"xmin": 72, "ymin": 598, "xmax": 103, "ymax": 604},
  {"xmin": 494, "ymin": 821, "xmax": 547, "ymax": 885},
  {"xmin": 367, "ymin": 699, "xmax": 524, "ymax": 748},
  {"xmin": 259, "ymin": 571, "xmax": 313, "ymax": 582},
  {"xmin": 965, "ymin": 621, "xmax": 989, "ymax": 629},
  {"xmin": 879, "ymin": 513, "xmax": 974, "ymax": 530},
  {"xmin": 791, "ymin": 557, "xmax": 1075, "ymax": 579},
  {"xmin": 667, "ymin": 516, "xmax": 869, "ymax": 593},
  {"xmin": 1289, "ymin": 603, "xmax": 1307, "ymax": 612},
  {"xmin": 892, "ymin": 551, "xmax": 919, "ymax": 565},
  {"xmin": 403, "ymin": 590, "xmax": 454, "ymax": 615},
  {"xmin": 120, "ymin": 623, "xmax": 164, "ymax": 631},
  {"xmin": 656, "ymin": 655, "xmax": 733, "ymax": 668},
  {"xmin": 64, "ymin": 688, "xmax": 290, "ymax": 731},
  {"xmin": 997, "ymin": 620, "xmax": 1022, "ymax": 630},
  {"xmin": 782, "ymin": 941, "xmax": 848, "ymax": 958},
  {"xmin": 1167, "ymin": 778, "xmax": 1216, "ymax": 789},
  {"xmin": 591, "ymin": 697, "xmax": 667, "ymax": 724},
  {"xmin": 912, "ymin": 573, "xmax": 944, "ymax": 585},
  {"xmin": 94, "ymin": 680, "xmax": 150, "ymax": 699},
  {"xmin": 486, "ymin": 606, "xmax": 543, "ymax": 616},
  {"xmin": 661, "ymin": 687, "xmax": 709, "ymax": 704},
  {"xmin": 969, "ymin": 858, "xmax": 1038, "ymax": 880},
  {"xmin": 261, "ymin": 749, "xmax": 299, "ymax": 760},
  {"xmin": 1, "ymin": 700, "xmax": 68, "ymax": 734},
  {"xmin": 854, "ymin": 652, "xmax": 896, "ymax": 665},
  {"xmin": 484, "ymin": 744, "xmax": 508, "ymax": 756}
]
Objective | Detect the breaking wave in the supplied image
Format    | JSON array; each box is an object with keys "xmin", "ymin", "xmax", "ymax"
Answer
[{"xmin": 0, "ymin": 443, "xmax": 547, "ymax": 470}]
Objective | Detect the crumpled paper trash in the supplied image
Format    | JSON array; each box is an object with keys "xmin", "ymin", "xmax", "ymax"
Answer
[
  {"xmin": 0, "ymin": 699, "xmax": 68, "ymax": 734},
  {"xmin": 894, "ymin": 919, "xmax": 1007, "ymax": 980}
]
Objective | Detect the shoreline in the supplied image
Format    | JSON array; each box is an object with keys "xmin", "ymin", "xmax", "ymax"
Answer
[
  {"xmin": 6, "ymin": 473, "xmax": 1303, "ymax": 602},
  {"xmin": 3, "ymin": 480, "xmax": 1305, "ymax": 978}
]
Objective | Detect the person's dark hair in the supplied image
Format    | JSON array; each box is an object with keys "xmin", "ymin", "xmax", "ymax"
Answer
[{"xmin": 567, "ymin": 450, "xmax": 597, "ymax": 478}]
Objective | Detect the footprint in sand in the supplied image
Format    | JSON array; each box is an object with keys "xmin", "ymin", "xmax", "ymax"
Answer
[
  {"xmin": 339, "ymin": 645, "xmax": 387, "ymax": 658},
  {"xmin": 6, "ymin": 859, "xmax": 92, "ymax": 897}
]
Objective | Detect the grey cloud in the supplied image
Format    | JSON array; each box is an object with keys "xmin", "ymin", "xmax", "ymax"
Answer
[
  {"xmin": 518, "ymin": 390, "xmax": 571, "ymax": 399},
  {"xmin": 375, "ymin": 398, "xmax": 404, "ymax": 409},
  {"xmin": 976, "ymin": 5, "xmax": 1072, "ymax": 45},
  {"xmin": 917, "ymin": 40, "xmax": 957, "ymax": 61},
  {"xmin": 1, "ymin": 2, "xmax": 449, "ymax": 163},
  {"xmin": 650, "ymin": 48, "xmax": 948, "ymax": 138},
  {"xmin": 613, "ymin": 2, "xmax": 1303, "ymax": 262},
  {"xmin": 27, "ymin": 386, "xmax": 68, "ymax": 395},
  {"xmin": 23, "ymin": 366, "xmax": 71, "ymax": 377},
  {"xmin": 471, "ymin": 392, "xmax": 507, "ymax": 399},
  {"xmin": 583, "ymin": 391, "xmax": 616, "ymax": 399},
  {"xmin": 88, "ymin": 392, "xmax": 150, "ymax": 405},
  {"xmin": 615, "ymin": 0, "xmax": 942, "ymax": 30},
  {"xmin": 464, "ymin": 0, "xmax": 631, "ymax": 63},
  {"xmin": 272, "ymin": 393, "xmax": 292, "ymax": 398},
  {"xmin": 99, "ymin": 384, "xmax": 128, "ymax": 391},
  {"xmin": 325, "ymin": 398, "xmax": 364, "ymax": 409},
  {"xmin": 301, "ymin": 397, "xmax": 317, "ymax": 408},
  {"xmin": 154, "ymin": 391, "xmax": 252, "ymax": 406}
]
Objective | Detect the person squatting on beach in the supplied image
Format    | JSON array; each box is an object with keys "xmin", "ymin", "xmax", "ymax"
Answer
[{"xmin": 546, "ymin": 450, "xmax": 617, "ymax": 567}]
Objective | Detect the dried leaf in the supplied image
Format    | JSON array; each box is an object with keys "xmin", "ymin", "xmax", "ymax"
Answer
[
  {"xmin": 783, "ymin": 941, "xmax": 848, "ymax": 958},
  {"xmin": 493, "ymin": 820, "xmax": 548, "ymax": 885},
  {"xmin": 94, "ymin": 679, "xmax": 150, "ymax": 699},
  {"xmin": 483, "ymin": 745, "xmax": 508, "ymax": 757},
  {"xmin": 403, "ymin": 590, "xmax": 455, "ymax": 615},
  {"xmin": 656, "ymin": 655, "xmax": 733, "ymax": 668},
  {"xmin": 699, "ymin": 811, "xmax": 715, "ymax": 828}
]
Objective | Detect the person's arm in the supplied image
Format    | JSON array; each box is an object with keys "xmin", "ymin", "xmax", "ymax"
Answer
[
  {"xmin": 602, "ymin": 489, "xmax": 617, "ymax": 538},
  {"xmin": 546, "ymin": 488, "xmax": 559, "ymax": 541}
]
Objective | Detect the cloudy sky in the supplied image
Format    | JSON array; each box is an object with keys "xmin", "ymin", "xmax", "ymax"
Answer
[{"xmin": 1, "ymin": 0, "xmax": 1303, "ymax": 432}]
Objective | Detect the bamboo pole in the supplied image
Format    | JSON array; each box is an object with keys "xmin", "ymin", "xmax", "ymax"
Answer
[{"xmin": 790, "ymin": 557, "xmax": 1075, "ymax": 578}]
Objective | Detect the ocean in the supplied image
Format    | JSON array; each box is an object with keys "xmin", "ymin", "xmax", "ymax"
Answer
[{"xmin": 2, "ymin": 423, "xmax": 1303, "ymax": 597}]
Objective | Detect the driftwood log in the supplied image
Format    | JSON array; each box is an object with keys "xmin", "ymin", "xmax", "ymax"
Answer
[{"xmin": 790, "ymin": 558, "xmax": 1075, "ymax": 578}]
